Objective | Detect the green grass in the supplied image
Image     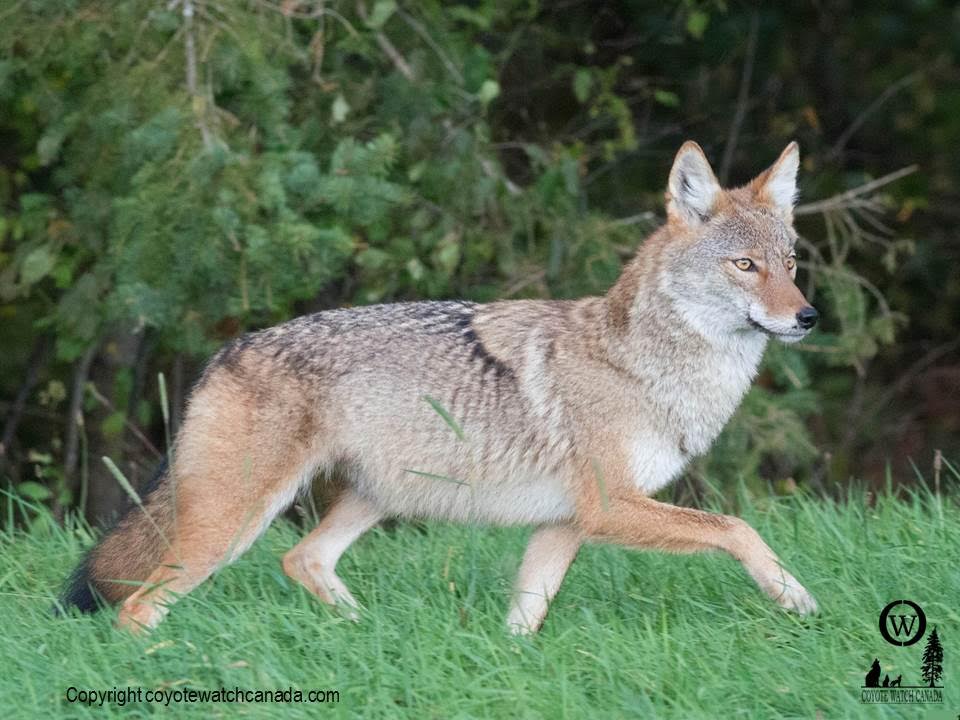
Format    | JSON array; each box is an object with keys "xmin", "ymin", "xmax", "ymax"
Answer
[{"xmin": 1, "ymin": 488, "xmax": 958, "ymax": 719}]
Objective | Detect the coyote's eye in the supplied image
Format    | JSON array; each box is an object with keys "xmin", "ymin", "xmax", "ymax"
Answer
[
  {"xmin": 785, "ymin": 256, "xmax": 796, "ymax": 271},
  {"xmin": 733, "ymin": 258, "xmax": 755, "ymax": 272}
]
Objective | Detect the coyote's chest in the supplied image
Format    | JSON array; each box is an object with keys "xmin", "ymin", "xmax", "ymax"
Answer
[{"xmin": 629, "ymin": 333, "xmax": 766, "ymax": 494}]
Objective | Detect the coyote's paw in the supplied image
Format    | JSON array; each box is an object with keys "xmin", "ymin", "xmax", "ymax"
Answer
[
  {"xmin": 116, "ymin": 598, "xmax": 168, "ymax": 634},
  {"xmin": 334, "ymin": 601, "xmax": 361, "ymax": 623},
  {"xmin": 769, "ymin": 574, "xmax": 818, "ymax": 616},
  {"xmin": 507, "ymin": 619, "xmax": 536, "ymax": 637}
]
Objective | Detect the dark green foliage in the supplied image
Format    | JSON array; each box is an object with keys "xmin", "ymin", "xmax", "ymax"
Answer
[{"xmin": 0, "ymin": 1, "xmax": 956, "ymax": 516}]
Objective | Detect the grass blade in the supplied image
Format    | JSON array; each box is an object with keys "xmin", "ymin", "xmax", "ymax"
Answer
[
  {"xmin": 101, "ymin": 456, "xmax": 173, "ymax": 553},
  {"xmin": 422, "ymin": 395, "xmax": 466, "ymax": 441},
  {"xmin": 404, "ymin": 468, "xmax": 470, "ymax": 486}
]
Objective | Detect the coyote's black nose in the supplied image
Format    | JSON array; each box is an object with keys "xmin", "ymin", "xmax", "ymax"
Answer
[{"xmin": 796, "ymin": 306, "xmax": 819, "ymax": 330}]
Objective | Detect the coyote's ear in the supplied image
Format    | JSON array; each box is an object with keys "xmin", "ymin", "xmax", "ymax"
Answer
[
  {"xmin": 667, "ymin": 141, "xmax": 722, "ymax": 226},
  {"xmin": 752, "ymin": 141, "xmax": 800, "ymax": 218}
]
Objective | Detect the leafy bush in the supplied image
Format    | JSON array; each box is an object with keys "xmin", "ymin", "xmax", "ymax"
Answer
[{"xmin": 1, "ymin": 1, "xmax": 948, "ymax": 518}]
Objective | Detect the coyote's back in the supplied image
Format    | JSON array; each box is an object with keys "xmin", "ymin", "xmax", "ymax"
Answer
[{"xmin": 202, "ymin": 299, "xmax": 584, "ymax": 524}]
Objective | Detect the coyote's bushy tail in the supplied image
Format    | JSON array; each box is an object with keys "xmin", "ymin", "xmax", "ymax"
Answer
[{"xmin": 59, "ymin": 459, "xmax": 175, "ymax": 613}]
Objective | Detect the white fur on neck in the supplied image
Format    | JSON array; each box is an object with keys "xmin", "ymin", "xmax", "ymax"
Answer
[{"xmin": 616, "ymin": 283, "xmax": 768, "ymax": 494}]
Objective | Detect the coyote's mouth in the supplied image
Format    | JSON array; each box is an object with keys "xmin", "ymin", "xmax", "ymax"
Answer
[{"xmin": 747, "ymin": 315, "xmax": 806, "ymax": 339}]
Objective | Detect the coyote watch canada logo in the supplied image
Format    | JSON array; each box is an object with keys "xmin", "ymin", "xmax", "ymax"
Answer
[
  {"xmin": 860, "ymin": 600, "xmax": 944, "ymax": 705},
  {"xmin": 879, "ymin": 599, "xmax": 926, "ymax": 646}
]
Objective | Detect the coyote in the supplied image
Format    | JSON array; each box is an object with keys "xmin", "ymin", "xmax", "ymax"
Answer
[{"xmin": 62, "ymin": 140, "xmax": 819, "ymax": 634}]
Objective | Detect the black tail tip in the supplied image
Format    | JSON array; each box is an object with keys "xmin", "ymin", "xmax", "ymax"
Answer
[
  {"xmin": 54, "ymin": 457, "xmax": 169, "ymax": 617},
  {"xmin": 55, "ymin": 556, "xmax": 104, "ymax": 615}
]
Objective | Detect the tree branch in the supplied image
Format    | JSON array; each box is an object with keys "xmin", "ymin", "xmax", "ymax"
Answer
[
  {"xmin": 794, "ymin": 165, "xmax": 918, "ymax": 216},
  {"xmin": 862, "ymin": 337, "xmax": 960, "ymax": 423},
  {"xmin": 183, "ymin": 0, "xmax": 215, "ymax": 150},
  {"xmin": 827, "ymin": 71, "xmax": 923, "ymax": 160},
  {"xmin": 398, "ymin": 9, "xmax": 463, "ymax": 84},
  {"xmin": 85, "ymin": 384, "xmax": 163, "ymax": 460},
  {"xmin": 0, "ymin": 334, "xmax": 50, "ymax": 472},
  {"xmin": 63, "ymin": 343, "xmax": 98, "ymax": 492},
  {"xmin": 356, "ymin": 0, "xmax": 415, "ymax": 82},
  {"xmin": 719, "ymin": 12, "xmax": 758, "ymax": 185}
]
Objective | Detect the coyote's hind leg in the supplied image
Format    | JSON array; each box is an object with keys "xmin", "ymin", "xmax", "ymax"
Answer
[
  {"xmin": 115, "ymin": 368, "xmax": 325, "ymax": 633},
  {"xmin": 116, "ymin": 466, "xmax": 309, "ymax": 633},
  {"xmin": 282, "ymin": 489, "xmax": 382, "ymax": 618}
]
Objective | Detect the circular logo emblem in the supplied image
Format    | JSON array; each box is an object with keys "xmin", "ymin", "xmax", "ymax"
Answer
[{"xmin": 878, "ymin": 600, "xmax": 926, "ymax": 647}]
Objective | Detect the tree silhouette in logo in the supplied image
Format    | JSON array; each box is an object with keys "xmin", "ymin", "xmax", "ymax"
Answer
[{"xmin": 921, "ymin": 627, "xmax": 943, "ymax": 688}]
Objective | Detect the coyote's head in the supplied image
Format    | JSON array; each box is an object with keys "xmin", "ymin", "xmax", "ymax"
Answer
[{"xmin": 660, "ymin": 141, "xmax": 818, "ymax": 344}]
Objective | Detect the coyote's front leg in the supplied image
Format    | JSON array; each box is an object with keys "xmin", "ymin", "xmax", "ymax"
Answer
[{"xmin": 574, "ymin": 468, "xmax": 818, "ymax": 615}]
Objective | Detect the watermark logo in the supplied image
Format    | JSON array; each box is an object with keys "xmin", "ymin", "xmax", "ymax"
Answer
[
  {"xmin": 879, "ymin": 599, "xmax": 926, "ymax": 647},
  {"xmin": 860, "ymin": 600, "xmax": 944, "ymax": 705}
]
